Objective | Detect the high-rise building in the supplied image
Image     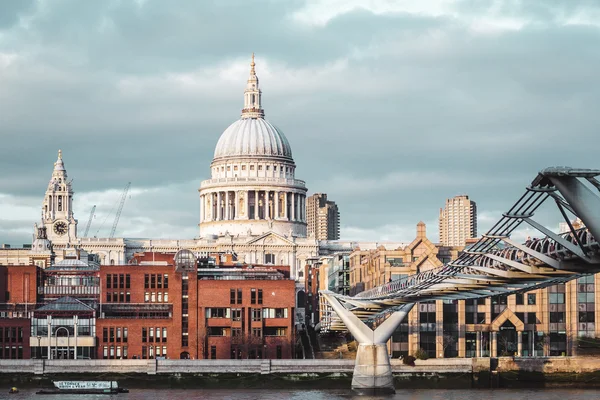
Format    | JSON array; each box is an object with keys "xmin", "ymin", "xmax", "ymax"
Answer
[
  {"xmin": 439, "ymin": 195, "xmax": 477, "ymax": 246},
  {"xmin": 306, "ymin": 193, "xmax": 340, "ymax": 240}
]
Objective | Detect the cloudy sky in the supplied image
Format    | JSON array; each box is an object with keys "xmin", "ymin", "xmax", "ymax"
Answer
[{"xmin": 1, "ymin": 0, "xmax": 599, "ymax": 245}]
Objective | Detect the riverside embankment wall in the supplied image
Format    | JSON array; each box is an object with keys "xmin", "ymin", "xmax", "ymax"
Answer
[
  {"xmin": 0, "ymin": 357, "xmax": 599, "ymax": 389},
  {"xmin": 0, "ymin": 358, "xmax": 473, "ymax": 375}
]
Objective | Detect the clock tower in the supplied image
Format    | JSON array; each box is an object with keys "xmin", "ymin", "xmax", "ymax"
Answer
[{"xmin": 42, "ymin": 150, "xmax": 78, "ymax": 244}]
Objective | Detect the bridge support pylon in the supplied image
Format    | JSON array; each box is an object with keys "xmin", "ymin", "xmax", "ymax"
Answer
[{"xmin": 321, "ymin": 291, "xmax": 414, "ymax": 395}]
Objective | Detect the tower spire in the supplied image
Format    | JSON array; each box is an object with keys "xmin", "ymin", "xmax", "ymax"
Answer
[{"xmin": 242, "ymin": 53, "xmax": 264, "ymax": 119}]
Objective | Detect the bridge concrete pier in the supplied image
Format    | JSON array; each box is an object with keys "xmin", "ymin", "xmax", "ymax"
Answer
[{"xmin": 321, "ymin": 291, "xmax": 414, "ymax": 394}]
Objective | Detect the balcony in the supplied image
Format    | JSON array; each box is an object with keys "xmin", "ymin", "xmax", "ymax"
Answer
[
  {"xmin": 200, "ymin": 177, "xmax": 306, "ymax": 189},
  {"xmin": 101, "ymin": 303, "xmax": 173, "ymax": 319},
  {"xmin": 39, "ymin": 286, "xmax": 100, "ymax": 296}
]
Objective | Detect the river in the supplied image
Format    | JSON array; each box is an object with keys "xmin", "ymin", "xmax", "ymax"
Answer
[{"xmin": 1, "ymin": 388, "xmax": 598, "ymax": 400}]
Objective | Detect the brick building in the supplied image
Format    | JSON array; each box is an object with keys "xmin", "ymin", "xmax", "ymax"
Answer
[{"xmin": 0, "ymin": 250, "xmax": 296, "ymax": 360}]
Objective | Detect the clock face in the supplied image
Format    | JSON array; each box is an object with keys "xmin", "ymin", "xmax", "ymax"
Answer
[{"xmin": 53, "ymin": 221, "xmax": 68, "ymax": 236}]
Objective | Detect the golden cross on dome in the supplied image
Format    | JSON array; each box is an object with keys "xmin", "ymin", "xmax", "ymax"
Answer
[
  {"xmin": 58, "ymin": 149, "xmax": 62, "ymax": 159},
  {"xmin": 250, "ymin": 53, "xmax": 255, "ymax": 74}
]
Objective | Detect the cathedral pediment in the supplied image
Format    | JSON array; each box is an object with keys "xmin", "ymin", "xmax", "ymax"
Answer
[{"xmin": 246, "ymin": 232, "xmax": 295, "ymax": 246}]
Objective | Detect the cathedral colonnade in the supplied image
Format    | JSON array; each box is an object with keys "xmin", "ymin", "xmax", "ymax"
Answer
[{"xmin": 199, "ymin": 188, "xmax": 306, "ymax": 223}]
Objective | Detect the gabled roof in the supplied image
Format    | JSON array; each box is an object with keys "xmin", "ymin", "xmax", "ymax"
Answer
[{"xmin": 36, "ymin": 296, "xmax": 94, "ymax": 313}]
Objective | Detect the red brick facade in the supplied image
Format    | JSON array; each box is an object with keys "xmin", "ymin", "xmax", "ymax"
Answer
[{"xmin": 0, "ymin": 252, "xmax": 296, "ymax": 360}]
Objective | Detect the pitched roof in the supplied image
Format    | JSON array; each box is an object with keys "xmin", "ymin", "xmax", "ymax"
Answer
[{"xmin": 36, "ymin": 296, "xmax": 94, "ymax": 313}]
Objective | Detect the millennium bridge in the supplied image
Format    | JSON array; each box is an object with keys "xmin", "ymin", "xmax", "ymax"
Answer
[{"xmin": 320, "ymin": 167, "xmax": 600, "ymax": 394}]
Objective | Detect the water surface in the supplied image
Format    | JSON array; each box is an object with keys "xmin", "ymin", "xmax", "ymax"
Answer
[{"xmin": 1, "ymin": 388, "xmax": 599, "ymax": 400}]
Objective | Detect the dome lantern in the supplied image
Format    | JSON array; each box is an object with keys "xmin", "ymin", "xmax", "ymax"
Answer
[{"xmin": 241, "ymin": 53, "xmax": 264, "ymax": 119}]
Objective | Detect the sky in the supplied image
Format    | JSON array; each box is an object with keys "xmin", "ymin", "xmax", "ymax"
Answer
[{"xmin": 1, "ymin": 0, "xmax": 599, "ymax": 245}]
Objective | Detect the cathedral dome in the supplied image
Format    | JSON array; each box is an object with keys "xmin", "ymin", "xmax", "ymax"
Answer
[{"xmin": 213, "ymin": 118, "xmax": 293, "ymax": 161}]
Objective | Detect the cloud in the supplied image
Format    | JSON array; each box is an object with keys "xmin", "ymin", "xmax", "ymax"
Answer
[{"xmin": 0, "ymin": 0, "xmax": 599, "ymax": 246}]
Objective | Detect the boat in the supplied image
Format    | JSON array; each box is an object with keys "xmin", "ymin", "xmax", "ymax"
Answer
[{"xmin": 36, "ymin": 381, "xmax": 129, "ymax": 395}]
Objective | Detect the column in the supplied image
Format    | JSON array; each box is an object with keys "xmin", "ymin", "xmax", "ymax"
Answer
[
  {"xmin": 199, "ymin": 195, "xmax": 204, "ymax": 223},
  {"xmin": 284, "ymin": 192, "xmax": 288, "ymax": 220},
  {"xmin": 217, "ymin": 192, "xmax": 222, "ymax": 220},
  {"xmin": 265, "ymin": 190, "xmax": 270, "ymax": 220},
  {"xmin": 292, "ymin": 193, "xmax": 296, "ymax": 221},
  {"xmin": 254, "ymin": 190, "xmax": 259, "ymax": 220},
  {"xmin": 491, "ymin": 332, "xmax": 497, "ymax": 357},
  {"xmin": 47, "ymin": 316, "xmax": 52, "ymax": 360},
  {"xmin": 517, "ymin": 331, "xmax": 523, "ymax": 357},
  {"xmin": 234, "ymin": 191, "xmax": 239, "ymax": 219},
  {"xmin": 74, "ymin": 315, "xmax": 78, "ymax": 360},
  {"xmin": 210, "ymin": 193, "xmax": 214, "ymax": 221},
  {"xmin": 475, "ymin": 332, "xmax": 481, "ymax": 358},
  {"xmin": 275, "ymin": 191, "xmax": 280, "ymax": 220},
  {"xmin": 225, "ymin": 192, "xmax": 230, "ymax": 220},
  {"xmin": 245, "ymin": 191, "xmax": 250, "ymax": 219}
]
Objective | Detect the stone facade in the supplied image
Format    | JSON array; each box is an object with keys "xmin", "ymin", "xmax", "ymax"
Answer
[{"xmin": 347, "ymin": 223, "xmax": 600, "ymax": 359}]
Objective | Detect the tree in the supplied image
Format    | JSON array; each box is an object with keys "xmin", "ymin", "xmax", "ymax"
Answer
[{"xmin": 437, "ymin": 333, "xmax": 456, "ymax": 358}]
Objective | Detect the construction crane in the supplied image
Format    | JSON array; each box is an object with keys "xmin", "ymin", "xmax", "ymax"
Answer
[
  {"xmin": 109, "ymin": 182, "xmax": 131, "ymax": 238},
  {"xmin": 83, "ymin": 205, "xmax": 96, "ymax": 237}
]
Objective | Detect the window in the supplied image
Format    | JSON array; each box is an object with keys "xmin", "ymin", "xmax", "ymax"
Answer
[
  {"xmin": 232, "ymin": 309, "xmax": 242, "ymax": 321},
  {"xmin": 265, "ymin": 254, "xmax": 275, "ymax": 264},
  {"xmin": 262, "ymin": 308, "xmax": 288, "ymax": 319},
  {"xmin": 251, "ymin": 289, "xmax": 256, "ymax": 304},
  {"xmin": 206, "ymin": 308, "xmax": 231, "ymax": 318},
  {"xmin": 549, "ymin": 293, "xmax": 565, "ymax": 304},
  {"xmin": 527, "ymin": 294, "xmax": 536, "ymax": 305},
  {"xmin": 103, "ymin": 328, "xmax": 108, "ymax": 343},
  {"xmin": 237, "ymin": 288, "xmax": 242, "ymax": 304},
  {"xmin": 149, "ymin": 327, "xmax": 154, "ymax": 342},
  {"xmin": 230, "ymin": 289, "xmax": 236, "ymax": 305},
  {"xmin": 252, "ymin": 328, "xmax": 262, "ymax": 337},
  {"xmin": 157, "ymin": 274, "xmax": 162, "ymax": 289},
  {"xmin": 258, "ymin": 289, "xmax": 263, "ymax": 305},
  {"xmin": 123, "ymin": 328, "xmax": 128, "ymax": 343},
  {"xmin": 162, "ymin": 328, "xmax": 167, "ymax": 342},
  {"xmin": 126, "ymin": 292, "xmax": 131, "ymax": 302},
  {"xmin": 145, "ymin": 293, "xmax": 150, "ymax": 302},
  {"xmin": 164, "ymin": 292, "xmax": 169, "ymax": 302},
  {"xmin": 106, "ymin": 275, "xmax": 112, "ymax": 289},
  {"xmin": 232, "ymin": 328, "xmax": 242, "ymax": 337},
  {"xmin": 119, "ymin": 274, "xmax": 124, "ymax": 288},
  {"xmin": 210, "ymin": 346, "xmax": 216, "ymax": 359},
  {"xmin": 151, "ymin": 275, "xmax": 156, "ymax": 289},
  {"xmin": 164, "ymin": 274, "xmax": 169, "ymax": 289},
  {"xmin": 144, "ymin": 275, "xmax": 150, "ymax": 289},
  {"xmin": 156, "ymin": 327, "xmax": 161, "ymax": 341},
  {"xmin": 109, "ymin": 328, "xmax": 115, "ymax": 342},
  {"xmin": 117, "ymin": 328, "xmax": 121, "ymax": 342},
  {"xmin": 142, "ymin": 328, "xmax": 147, "ymax": 343},
  {"xmin": 158, "ymin": 292, "xmax": 163, "ymax": 303},
  {"xmin": 125, "ymin": 275, "xmax": 130, "ymax": 289},
  {"xmin": 113, "ymin": 275, "xmax": 118, "ymax": 289},
  {"xmin": 252, "ymin": 308, "xmax": 262, "ymax": 321},
  {"xmin": 516, "ymin": 293, "xmax": 524, "ymax": 305}
]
